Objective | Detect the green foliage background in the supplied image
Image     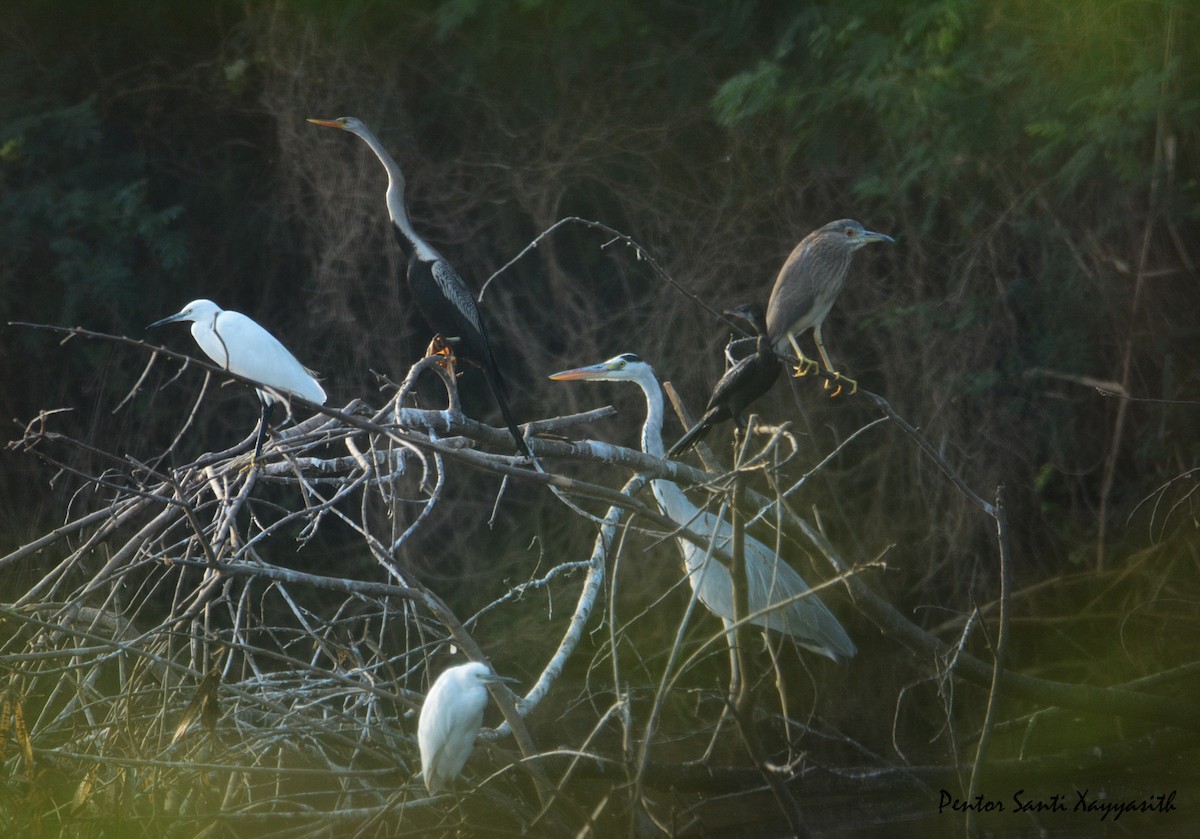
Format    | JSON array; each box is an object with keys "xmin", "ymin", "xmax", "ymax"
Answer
[{"xmin": 0, "ymin": 0, "xmax": 1197, "ymax": 832}]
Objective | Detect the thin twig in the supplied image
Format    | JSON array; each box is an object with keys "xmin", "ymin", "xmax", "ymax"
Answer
[{"xmin": 965, "ymin": 486, "xmax": 1010, "ymax": 837}]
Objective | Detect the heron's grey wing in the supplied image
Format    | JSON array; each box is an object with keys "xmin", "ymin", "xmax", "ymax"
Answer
[
  {"xmin": 683, "ymin": 506, "xmax": 854, "ymax": 660},
  {"xmin": 432, "ymin": 259, "xmax": 485, "ymax": 335},
  {"xmin": 766, "ymin": 243, "xmax": 823, "ymax": 340},
  {"xmin": 674, "ymin": 509, "xmax": 739, "ymax": 622},
  {"xmin": 742, "ymin": 534, "xmax": 855, "ymax": 660}
]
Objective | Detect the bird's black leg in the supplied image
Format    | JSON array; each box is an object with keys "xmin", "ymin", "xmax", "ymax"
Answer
[{"xmin": 253, "ymin": 400, "xmax": 274, "ymax": 462}]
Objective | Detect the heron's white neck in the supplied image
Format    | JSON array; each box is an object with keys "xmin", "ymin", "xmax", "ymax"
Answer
[
  {"xmin": 351, "ymin": 125, "xmax": 439, "ymax": 262},
  {"xmin": 630, "ymin": 366, "xmax": 699, "ymax": 524}
]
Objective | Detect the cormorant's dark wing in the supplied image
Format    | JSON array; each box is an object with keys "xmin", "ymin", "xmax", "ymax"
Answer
[
  {"xmin": 716, "ymin": 351, "xmax": 781, "ymax": 419},
  {"xmin": 667, "ymin": 350, "xmax": 781, "ymax": 458}
]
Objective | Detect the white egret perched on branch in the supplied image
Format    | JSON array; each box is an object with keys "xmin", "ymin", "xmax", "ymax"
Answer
[
  {"xmin": 148, "ymin": 299, "xmax": 327, "ymax": 461},
  {"xmin": 306, "ymin": 115, "xmax": 531, "ymax": 458},
  {"xmin": 418, "ymin": 661, "xmax": 517, "ymax": 794},
  {"xmin": 550, "ymin": 354, "xmax": 855, "ymax": 661},
  {"xmin": 766, "ymin": 219, "xmax": 894, "ymax": 396}
]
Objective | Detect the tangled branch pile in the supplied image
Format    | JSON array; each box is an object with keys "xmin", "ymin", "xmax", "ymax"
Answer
[{"xmin": 3, "ymin": 316, "xmax": 1197, "ymax": 837}]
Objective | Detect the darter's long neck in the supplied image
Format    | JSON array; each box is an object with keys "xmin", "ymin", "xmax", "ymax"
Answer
[{"xmin": 353, "ymin": 126, "xmax": 438, "ymax": 262}]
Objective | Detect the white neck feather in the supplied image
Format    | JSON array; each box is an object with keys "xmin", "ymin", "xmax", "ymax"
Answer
[
  {"xmin": 631, "ymin": 366, "xmax": 699, "ymax": 524},
  {"xmin": 351, "ymin": 125, "xmax": 439, "ymax": 262}
]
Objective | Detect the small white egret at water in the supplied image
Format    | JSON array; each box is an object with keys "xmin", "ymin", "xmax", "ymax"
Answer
[
  {"xmin": 149, "ymin": 299, "xmax": 327, "ymax": 460},
  {"xmin": 418, "ymin": 661, "xmax": 516, "ymax": 794},
  {"xmin": 550, "ymin": 354, "xmax": 855, "ymax": 661}
]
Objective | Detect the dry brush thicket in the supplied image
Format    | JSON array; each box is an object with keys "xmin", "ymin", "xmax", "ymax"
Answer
[
  {"xmin": 2, "ymin": 314, "xmax": 1196, "ymax": 836},
  {"xmin": 2, "ymin": 9, "xmax": 1198, "ymax": 837}
]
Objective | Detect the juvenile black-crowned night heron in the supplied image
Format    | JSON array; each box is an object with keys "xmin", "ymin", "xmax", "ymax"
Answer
[
  {"xmin": 765, "ymin": 219, "xmax": 894, "ymax": 396},
  {"xmin": 668, "ymin": 302, "xmax": 781, "ymax": 457}
]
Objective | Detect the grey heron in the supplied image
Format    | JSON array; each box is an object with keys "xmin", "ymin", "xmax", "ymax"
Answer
[{"xmin": 550, "ymin": 354, "xmax": 854, "ymax": 660}]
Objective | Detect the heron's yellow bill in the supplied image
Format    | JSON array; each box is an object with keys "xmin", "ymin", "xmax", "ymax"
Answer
[{"xmin": 548, "ymin": 363, "xmax": 607, "ymax": 381}]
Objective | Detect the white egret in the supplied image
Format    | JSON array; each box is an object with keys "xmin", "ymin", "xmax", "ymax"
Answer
[
  {"xmin": 765, "ymin": 219, "xmax": 894, "ymax": 396},
  {"xmin": 418, "ymin": 661, "xmax": 517, "ymax": 794},
  {"xmin": 550, "ymin": 354, "xmax": 855, "ymax": 660},
  {"xmin": 306, "ymin": 116, "xmax": 530, "ymax": 457},
  {"xmin": 148, "ymin": 299, "xmax": 327, "ymax": 460}
]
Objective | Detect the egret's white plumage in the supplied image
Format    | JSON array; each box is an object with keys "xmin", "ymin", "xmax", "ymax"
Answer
[
  {"xmin": 550, "ymin": 354, "xmax": 855, "ymax": 661},
  {"xmin": 149, "ymin": 299, "xmax": 326, "ymax": 458},
  {"xmin": 150, "ymin": 299, "xmax": 326, "ymax": 404},
  {"xmin": 417, "ymin": 662, "xmax": 514, "ymax": 794}
]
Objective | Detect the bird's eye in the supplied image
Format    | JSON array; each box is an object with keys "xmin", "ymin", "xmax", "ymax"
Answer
[
  {"xmin": 616, "ymin": 360, "xmax": 626, "ymax": 369},
  {"xmin": 845, "ymin": 228, "xmax": 856, "ymax": 237}
]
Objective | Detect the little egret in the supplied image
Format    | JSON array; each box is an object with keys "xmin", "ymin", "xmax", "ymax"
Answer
[
  {"xmin": 765, "ymin": 219, "xmax": 894, "ymax": 396},
  {"xmin": 550, "ymin": 354, "xmax": 855, "ymax": 661},
  {"xmin": 307, "ymin": 116, "xmax": 530, "ymax": 457},
  {"xmin": 148, "ymin": 299, "xmax": 327, "ymax": 460},
  {"xmin": 418, "ymin": 661, "xmax": 517, "ymax": 794},
  {"xmin": 668, "ymin": 303, "xmax": 781, "ymax": 457}
]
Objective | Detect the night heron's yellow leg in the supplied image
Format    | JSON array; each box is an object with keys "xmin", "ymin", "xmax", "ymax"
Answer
[
  {"xmin": 824, "ymin": 375, "xmax": 855, "ymax": 398},
  {"xmin": 786, "ymin": 333, "xmax": 820, "ymax": 378},
  {"xmin": 231, "ymin": 449, "xmax": 261, "ymax": 474},
  {"xmin": 234, "ymin": 457, "xmax": 257, "ymax": 474},
  {"xmin": 813, "ymin": 326, "xmax": 856, "ymax": 397}
]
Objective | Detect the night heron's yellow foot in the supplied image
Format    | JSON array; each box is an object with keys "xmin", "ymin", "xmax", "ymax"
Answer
[
  {"xmin": 823, "ymin": 372, "xmax": 857, "ymax": 398},
  {"xmin": 791, "ymin": 355, "xmax": 819, "ymax": 378},
  {"xmin": 231, "ymin": 452, "xmax": 261, "ymax": 474}
]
